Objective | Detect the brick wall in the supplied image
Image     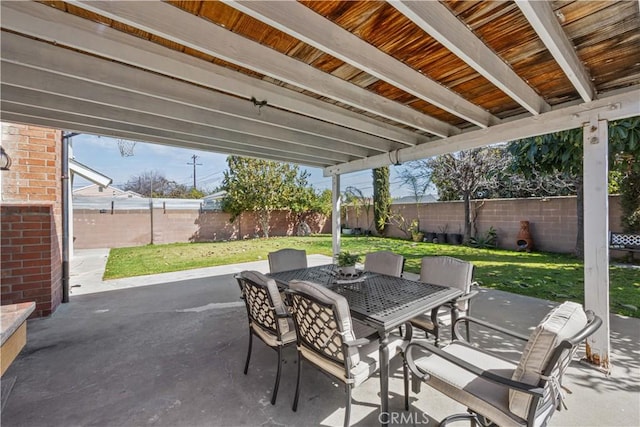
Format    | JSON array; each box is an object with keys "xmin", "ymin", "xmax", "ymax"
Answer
[{"xmin": 1, "ymin": 123, "xmax": 62, "ymax": 317}]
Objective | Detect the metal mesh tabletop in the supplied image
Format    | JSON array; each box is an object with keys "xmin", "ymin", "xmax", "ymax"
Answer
[{"xmin": 269, "ymin": 264, "xmax": 461, "ymax": 330}]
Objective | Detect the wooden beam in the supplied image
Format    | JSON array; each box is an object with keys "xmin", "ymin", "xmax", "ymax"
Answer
[
  {"xmin": 582, "ymin": 118, "xmax": 610, "ymax": 370},
  {"xmin": 391, "ymin": 0, "xmax": 549, "ymax": 115},
  {"xmin": 332, "ymin": 174, "xmax": 341, "ymax": 261},
  {"xmin": 62, "ymin": 1, "xmax": 456, "ymax": 137},
  {"xmin": 224, "ymin": 0, "xmax": 497, "ymax": 128},
  {"xmin": 325, "ymin": 89, "xmax": 640, "ymax": 175},
  {"xmin": 0, "ymin": 109, "xmax": 330, "ymax": 168},
  {"xmin": 516, "ymin": 0, "xmax": 595, "ymax": 102},
  {"xmin": 0, "ymin": 1, "xmax": 423, "ymax": 147},
  {"xmin": 1, "ymin": 32, "xmax": 401, "ymax": 154},
  {"xmin": 1, "ymin": 52, "xmax": 384, "ymax": 159},
  {"xmin": 0, "ymin": 86, "xmax": 350, "ymax": 165}
]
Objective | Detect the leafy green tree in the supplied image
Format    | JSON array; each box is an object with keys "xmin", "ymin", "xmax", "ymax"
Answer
[
  {"xmin": 221, "ymin": 156, "xmax": 310, "ymax": 238},
  {"xmin": 373, "ymin": 167, "xmax": 391, "ymax": 235},
  {"xmin": 508, "ymin": 116, "xmax": 640, "ymax": 256}
]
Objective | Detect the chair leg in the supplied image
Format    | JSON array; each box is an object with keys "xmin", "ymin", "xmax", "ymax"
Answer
[
  {"xmin": 243, "ymin": 331, "xmax": 253, "ymax": 375},
  {"xmin": 344, "ymin": 384, "xmax": 352, "ymax": 427},
  {"xmin": 292, "ymin": 352, "xmax": 302, "ymax": 412},
  {"xmin": 403, "ymin": 357, "xmax": 409, "ymax": 411},
  {"xmin": 271, "ymin": 346, "xmax": 283, "ymax": 405}
]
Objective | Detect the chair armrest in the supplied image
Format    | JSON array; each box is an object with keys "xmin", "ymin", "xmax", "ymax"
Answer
[
  {"xmin": 456, "ymin": 288, "xmax": 479, "ymax": 303},
  {"xmin": 405, "ymin": 341, "xmax": 544, "ymax": 397},
  {"xmin": 275, "ymin": 311, "xmax": 291, "ymax": 319},
  {"xmin": 344, "ymin": 337, "xmax": 374, "ymax": 348},
  {"xmin": 452, "ymin": 315, "xmax": 530, "ymax": 343}
]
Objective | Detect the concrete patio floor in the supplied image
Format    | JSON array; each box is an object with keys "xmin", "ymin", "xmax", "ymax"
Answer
[{"xmin": 1, "ymin": 249, "xmax": 638, "ymax": 426}]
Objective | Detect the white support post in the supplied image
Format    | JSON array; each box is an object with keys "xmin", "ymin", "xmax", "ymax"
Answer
[
  {"xmin": 582, "ymin": 118, "xmax": 610, "ymax": 370},
  {"xmin": 332, "ymin": 174, "xmax": 341, "ymax": 262}
]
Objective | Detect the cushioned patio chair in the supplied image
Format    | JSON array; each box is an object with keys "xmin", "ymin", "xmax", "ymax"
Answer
[
  {"xmin": 363, "ymin": 250, "xmax": 404, "ymax": 277},
  {"xmin": 268, "ymin": 248, "xmax": 308, "ymax": 273},
  {"xmin": 409, "ymin": 256, "xmax": 477, "ymax": 345},
  {"xmin": 404, "ymin": 301, "xmax": 602, "ymax": 427},
  {"xmin": 235, "ymin": 270, "xmax": 296, "ymax": 405},
  {"xmin": 286, "ymin": 279, "xmax": 408, "ymax": 427}
]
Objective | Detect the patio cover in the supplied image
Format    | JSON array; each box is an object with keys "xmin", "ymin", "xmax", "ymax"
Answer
[{"xmin": 1, "ymin": 0, "xmax": 639, "ymax": 369}]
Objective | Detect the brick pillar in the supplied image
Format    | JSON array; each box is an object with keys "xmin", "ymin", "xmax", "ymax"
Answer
[{"xmin": 1, "ymin": 123, "xmax": 62, "ymax": 317}]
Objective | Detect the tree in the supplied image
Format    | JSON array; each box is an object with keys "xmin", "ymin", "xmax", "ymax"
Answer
[
  {"xmin": 220, "ymin": 156, "xmax": 310, "ymax": 238},
  {"xmin": 508, "ymin": 116, "xmax": 640, "ymax": 256},
  {"xmin": 124, "ymin": 170, "xmax": 206, "ymax": 198},
  {"xmin": 373, "ymin": 167, "xmax": 391, "ymax": 235},
  {"xmin": 344, "ymin": 186, "xmax": 373, "ymax": 232},
  {"xmin": 398, "ymin": 162, "xmax": 432, "ymax": 229},
  {"xmin": 427, "ymin": 147, "xmax": 507, "ymax": 243}
]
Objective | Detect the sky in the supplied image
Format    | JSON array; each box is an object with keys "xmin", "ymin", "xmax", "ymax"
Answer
[{"xmin": 70, "ymin": 134, "xmax": 421, "ymax": 197}]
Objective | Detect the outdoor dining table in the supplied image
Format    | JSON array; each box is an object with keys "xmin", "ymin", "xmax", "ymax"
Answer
[{"xmin": 267, "ymin": 264, "xmax": 462, "ymax": 426}]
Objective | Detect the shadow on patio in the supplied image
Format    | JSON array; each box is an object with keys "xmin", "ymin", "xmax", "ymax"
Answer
[{"xmin": 2, "ymin": 255, "xmax": 638, "ymax": 426}]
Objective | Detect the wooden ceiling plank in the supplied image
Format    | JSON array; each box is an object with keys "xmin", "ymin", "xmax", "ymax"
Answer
[
  {"xmin": 325, "ymin": 89, "xmax": 640, "ymax": 176},
  {"xmin": 222, "ymin": 0, "xmax": 482, "ymax": 129},
  {"xmin": 65, "ymin": 0, "xmax": 454, "ymax": 137},
  {"xmin": 516, "ymin": 0, "xmax": 596, "ymax": 102},
  {"xmin": 0, "ymin": 1, "xmax": 424, "ymax": 147},
  {"xmin": 0, "ymin": 100, "xmax": 333, "ymax": 168},
  {"xmin": 391, "ymin": 0, "xmax": 549, "ymax": 115}
]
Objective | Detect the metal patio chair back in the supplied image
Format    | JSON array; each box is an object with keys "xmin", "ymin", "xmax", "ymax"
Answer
[
  {"xmin": 235, "ymin": 270, "xmax": 296, "ymax": 405},
  {"xmin": 268, "ymin": 248, "xmax": 308, "ymax": 273},
  {"xmin": 363, "ymin": 250, "xmax": 404, "ymax": 277},
  {"xmin": 410, "ymin": 256, "xmax": 477, "ymax": 345},
  {"xmin": 286, "ymin": 279, "xmax": 407, "ymax": 427}
]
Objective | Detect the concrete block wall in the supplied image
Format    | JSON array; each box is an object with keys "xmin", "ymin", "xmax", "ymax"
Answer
[
  {"xmin": 346, "ymin": 196, "xmax": 622, "ymax": 254},
  {"xmin": 1, "ymin": 123, "xmax": 62, "ymax": 317},
  {"xmin": 73, "ymin": 208, "xmax": 331, "ymax": 249}
]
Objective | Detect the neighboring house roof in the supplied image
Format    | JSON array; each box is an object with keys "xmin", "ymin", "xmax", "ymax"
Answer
[
  {"xmin": 202, "ymin": 190, "xmax": 226, "ymax": 201},
  {"xmin": 69, "ymin": 158, "xmax": 112, "ymax": 187},
  {"xmin": 73, "ymin": 184, "xmax": 142, "ymax": 198}
]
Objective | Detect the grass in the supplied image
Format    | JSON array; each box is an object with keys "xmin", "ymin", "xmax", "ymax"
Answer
[{"xmin": 105, "ymin": 235, "xmax": 640, "ymax": 318}]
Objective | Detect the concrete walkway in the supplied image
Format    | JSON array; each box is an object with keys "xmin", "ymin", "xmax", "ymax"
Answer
[{"xmin": 2, "ymin": 249, "xmax": 638, "ymax": 426}]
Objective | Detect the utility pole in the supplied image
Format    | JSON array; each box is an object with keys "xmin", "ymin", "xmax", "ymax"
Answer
[{"xmin": 187, "ymin": 155, "xmax": 202, "ymax": 189}]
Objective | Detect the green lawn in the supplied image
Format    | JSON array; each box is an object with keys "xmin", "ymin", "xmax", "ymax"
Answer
[{"xmin": 105, "ymin": 235, "xmax": 640, "ymax": 318}]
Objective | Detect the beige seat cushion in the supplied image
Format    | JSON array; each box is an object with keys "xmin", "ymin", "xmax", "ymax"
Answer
[
  {"xmin": 301, "ymin": 333, "xmax": 406, "ymax": 387},
  {"xmin": 509, "ymin": 301, "xmax": 587, "ymax": 419},
  {"xmin": 414, "ymin": 341, "xmax": 525, "ymax": 427}
]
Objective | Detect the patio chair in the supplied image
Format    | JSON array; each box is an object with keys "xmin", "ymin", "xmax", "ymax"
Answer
[
  {"xmin": 404, "ymin": 301, "xmax": 602, "ymax": 427},
  {"xmin": 235, "ymin": 270, "xmax": 296, "ymax": 405},
  {"xmin": 363, "ymin": 250, "xmax": 404, "ymax": 277},
  {"xmin": 268, "ymin": 248, "xmax": 308, "ymax": 273},
  {"xmin": 286, "ymin": 279, "xmax": 408, "ymax": 427},
  {"xmin": 409, "ymin": 256, "xmax": 477, "ymax": 345}
]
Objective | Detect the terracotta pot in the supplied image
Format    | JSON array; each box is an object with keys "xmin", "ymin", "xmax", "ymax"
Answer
[{"xmin": 517, "ymin": 221, "xmax": 533, "ymax": 252}]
